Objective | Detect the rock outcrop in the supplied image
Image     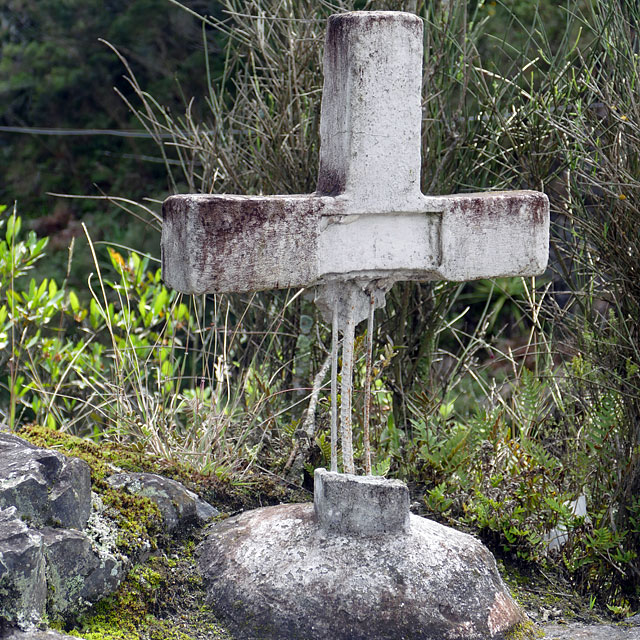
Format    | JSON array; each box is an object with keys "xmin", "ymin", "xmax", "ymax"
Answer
[
  {"xmin": 0, "ymin": 433, "xmax": 123, "ymax": 631},
  {"xmin": 0, "ymin": 433, "xmax": 91, "ymax": 529},
  {"xmin": 106, "ymin": 472, "xmax": 219, "ymax": 532},
  {"xmin": 3, "ymin": 630, "xmax": 80, "ymax": 640},
  {"xmin": 0, "ymin": 431, "xmax": 219, "ymax": 634},
  {"xmin": 41, "ymin": 526, "xmax": 125, "ymax": 617},
  {"xmin": 0, "ymin": 507, "xmax": 46, "ymax": 630}
]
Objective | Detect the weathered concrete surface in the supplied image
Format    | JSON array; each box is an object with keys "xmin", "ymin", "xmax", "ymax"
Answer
[
  {"xmin": 0, "ymin": 433, "xmax": 91, "ymax": 530},
  {"xmin": 317, "ymin": 210, "xmax": 442, "ymax": 280},
  {"xmin": 316, "ymin": 12, "xmax": 425, "ymax": 213},
  {"xmin": 198, "ymin": 503, "xmax": 524, "ymax": 640},
  {"xmin": 162, "ymin": 11, "xmax": 549, "ymax": 297},
  {"xmin": 313, "ymin": 279, "xmax": 391, "ymax": 329},
  {"xmin": 106, "ymin": 472, "xmax": 218, "ymax": 532},
  {"xmin": 0, "ymin": 508, "xmax": 46, "ymax": 631},
  {"xmin": 162, "ymin": 194, "xmax": 327, "ymax": 294},
  {"xmin": 314, "ymin": 468, "xmax": 410, "ymax": 535},
  {"xmin": 438, "ymin": 191, "xmax": 549, "ymax": 281}
]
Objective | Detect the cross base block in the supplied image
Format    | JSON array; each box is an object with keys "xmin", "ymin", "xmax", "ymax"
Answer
[{"xmin": 313, "ymin": 468, "xmax": 410, "ymax": 535}]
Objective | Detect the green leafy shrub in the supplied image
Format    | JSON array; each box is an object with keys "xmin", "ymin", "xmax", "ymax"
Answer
[
  {"xmin": 0, "ymin": 204, "xmax": 296, "ymax": 478},
  {"xmin": 399, "ymin": 359, "xmax": 640, "ymax": 606}
]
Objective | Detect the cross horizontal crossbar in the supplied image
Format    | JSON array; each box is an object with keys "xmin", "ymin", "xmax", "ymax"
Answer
[{"xmin": 162, "ymin": 190, "xmax": 548, "ymax": 294}]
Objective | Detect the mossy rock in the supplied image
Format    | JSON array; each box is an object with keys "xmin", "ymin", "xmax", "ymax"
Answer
[
  {"xmin": 505, "ymin": 620, "xmax": 544, "ymax": 639},
  {"xmin": 17, "ymin": 424, "xmax": 308, "ymax": 514},
  {"xmin": 66, "ymin": 547, "xmax": 232, "ymax": 640}
]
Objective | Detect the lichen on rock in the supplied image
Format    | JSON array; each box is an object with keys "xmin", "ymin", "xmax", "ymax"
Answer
[
  {"xmin": 42, "ymin": 524, "xmax": 125, "ymax": 620},
  {"xmin": 0, "ymin": 507, "xmax": 47, "ymax": 632}
]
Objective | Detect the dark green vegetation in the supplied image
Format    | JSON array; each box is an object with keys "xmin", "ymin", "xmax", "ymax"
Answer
[
  {"xmin": 2, "ymin": 0, "xmax": 640, "ymax": 620},
  {"xmin": 0, "ymin": 0, "xmax": 225, "ymax": 279}
]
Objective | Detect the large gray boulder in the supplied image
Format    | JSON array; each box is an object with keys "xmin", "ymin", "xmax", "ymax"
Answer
[
  {"xmin": 0, "ymin": 508, "xmax": 46, "ymax": 630},
  {"xmin": 41, "ymin": 526, "xmax": 125, "ymax": 617},
  {"xmin": 0, "ymin": 433, "xmax": 91, "ymax": 530},
  {"xmin": 106, "ymin": 472, "xmax": 218, "ymax": 532},
  {"xmin": 198, "ymin": 502, "xmax": 524, "ymax": 640}
]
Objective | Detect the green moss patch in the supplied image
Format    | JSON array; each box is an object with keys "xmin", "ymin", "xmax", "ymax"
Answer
[
  {"xmin": 100, "ymin": 489, "xmax": 162, "ymax": 557},
  {"xmin": 505, "ymin": 619, "xmax": 545, "ymax": 639},
  {"xmin": 18, "ymin": 424, "xmax": 180, "ymax": 483},
  {"xmin": 11, "ymin": 424, "xmax": 308, "ymax": 639},
  {"xmin": 17, "ymin": 424, "xmax": 307, "ymax": 514},
  {"xmin": 68, "ymin": 549, "xmax": 231, "ymax": 640}
]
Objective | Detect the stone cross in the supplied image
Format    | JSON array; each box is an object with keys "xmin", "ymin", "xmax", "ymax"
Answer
[{"xmin": 162, "ymin": 11, "xmax": 549, "ymax": 476}]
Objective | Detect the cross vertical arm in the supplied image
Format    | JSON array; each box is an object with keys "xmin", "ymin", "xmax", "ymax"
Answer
[{"xmin": 316, "ymin": 11, "xmax": 425, "ymax": 214}]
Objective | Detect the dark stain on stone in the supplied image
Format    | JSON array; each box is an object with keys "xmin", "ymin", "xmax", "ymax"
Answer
[
  {"xmin": 452, "ymin": 192, "xmax": 549, "ymax": 228},
  {"xmin": 163, "ymin": 195, "xmax": 320, "ymax": 294},
  {"xmin": 529, "ymin": 192, "xmax": 549, "ymax": 226},
  {"xmin": 461, "ymin": 196, "xmax": 490, "ymax": 223},
  {"xmin": 316, "ymin": 167, "xmax": 346, "ymax": 197},
  {"xmin": 325, "ymin": 13, "xmax": 348, "ymax": 65},
  {"xmin": 316, "ymin": 15, "xmax": 349, "ymax": 197},
  {"xmin": 162, "ymin": 195, "xmax": 195, "ymax": 290}
]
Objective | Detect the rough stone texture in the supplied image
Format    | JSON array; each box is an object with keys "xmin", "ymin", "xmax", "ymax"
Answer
[
  {"xmin": 0, "ymin": 508, "xmax": 46, "ymax": 631},
  {"xmin": 198, "ymin": 503, "xmax": 524, "ymax": 640},
  {"xmin": 41, "ymin": 526, "xmax": 125, "ymax": 617},
  {"xmin": 0, "ymin": 433, "xmax": 91, "ymax": 530},
  {"xmin": 0, "ymin": 436, "xmax": 128, "ymax": 630},
  {"xmin": 194, "ymin": 497, "xmax": 219, "ymax": 523},
  {"xmin": 437, "ymin": 191, "xmax": 549, "ymax": 281},
  {"xmin": 106, "ymin": 472, "xmax": 218, "ymax": 532},
  {"xmin": 3, "ymin": 630, "xmax": 80, "ymax": 640},
  {"xmin": 162, "ymin": 11, "xmax": 549, "ymax": 298},
  {"xmin": 0, "ymin": 436, "xmax": 222, "ymax": 634},
  {"xmin": 314, "ymin": 468, "xmax": 410, "ymax": 535},
  {"xmin": 317, "ymin": 12, "xmax": 425, "ymax": 212},
  {"xmin": 542, "ymin": 622, "xmax": 640, "ymax": 639},
  {"xmin": 162, "ymin": 194, "xmax": 326, "ymax": 294}
]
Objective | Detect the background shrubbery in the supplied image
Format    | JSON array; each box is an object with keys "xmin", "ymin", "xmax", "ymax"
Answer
[{"xmin": 1, "ymin": 0, "xmax": 640, "ymax": 614}]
